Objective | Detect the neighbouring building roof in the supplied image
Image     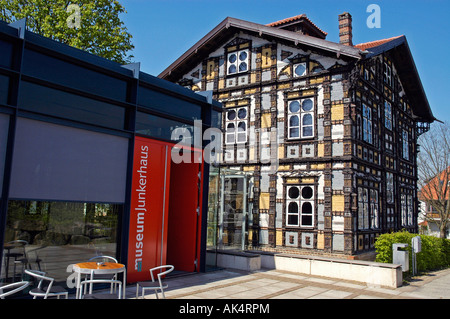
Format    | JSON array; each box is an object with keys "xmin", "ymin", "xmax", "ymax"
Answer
[{"xmin": 419, "ymin": 166, "xmax": 450, "ymax": 201}]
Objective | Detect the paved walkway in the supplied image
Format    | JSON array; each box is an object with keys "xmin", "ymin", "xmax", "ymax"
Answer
[{"xmin": 122, "ymin": 267, "xmax": 450, "ymax": 299}]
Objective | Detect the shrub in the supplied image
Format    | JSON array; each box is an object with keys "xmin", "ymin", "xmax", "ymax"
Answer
[{"xmin": 374, "ymin": 230, "xmax": 450, "ymax": 275}]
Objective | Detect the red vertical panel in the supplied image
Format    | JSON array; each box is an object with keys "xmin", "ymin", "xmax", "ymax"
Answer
[
  {"xmin": 166, "ymin": 153, "xmax": 199, "ymax": 272},
  {"xmin": 127, "ymin": 137, "xmax": 171, "ymax": 283}
]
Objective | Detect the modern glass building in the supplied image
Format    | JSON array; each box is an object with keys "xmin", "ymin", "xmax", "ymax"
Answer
[{"xmin": 0, "ymin": 19, "xmax": 222, "ymax": 288}]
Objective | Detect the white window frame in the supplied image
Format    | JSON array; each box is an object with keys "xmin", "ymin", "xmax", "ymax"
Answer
[
  {"xmin": 225, "ymin": 107, "xmax": 248, "ymax": 145},
  {"xmin": 227, "ymin": 49, "xmax": 249, "ymax": 75},
  {"xmin": 362, "ymin": 103, "xmax": 372, "ymax": 144},
  {"xmin": 386, "ymin": 172, "xmax": 394, "ymax": 204},
  {"xmin": 286, "ymin": 185, "xmax": 314, "ymax": 227},
  {"xmin": 287, "ymin": 98, "xmax": 314, "ymax": 139},
  {"xmin": 384, "ymin": 100, "xmax": 392, "ymax": 130},
  {"xmin": 384, "ymin": 62, "xmax": 392, "ymax": 86},
  {"xmin": 358, "ymin": 186, "xmax": 379, "ymax": 230},
  {"xmin": 402, "ymin": 129, "xmax": 409, "ymax": 160}
]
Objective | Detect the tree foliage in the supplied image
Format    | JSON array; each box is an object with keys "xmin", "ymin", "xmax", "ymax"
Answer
[
  {"xmin": 418, "ymin": 122, "xmax": 450, "ymax": 238},
  {"xmin": 0, "ymin": 0, "xmax": 134, "ymax": 64}
]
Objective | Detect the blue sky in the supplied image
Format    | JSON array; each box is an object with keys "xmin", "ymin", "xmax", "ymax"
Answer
[{"xmin": 120, "ymin": 0, "xmax": 449, "ymax": 123}]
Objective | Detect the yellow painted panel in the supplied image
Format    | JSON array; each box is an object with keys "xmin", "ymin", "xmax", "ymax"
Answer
[
  {"xmin": 317, "ymin": 233, "xmax": 324, "ymax": 249},
  {"xmin": 278, "ymin": 83, "xmax": 290, "ymax": 90},
  {"xmin": 206, "ymin": 60, "xmax": 215, "ymax": 80},
  {"xmin": 332, "ymin": 195, "xmax": 345, "ymax": 211},
  {"xmin": 238, "ymin": 99, "xmax": 249, "ymax": 106},
  {"xmin": 239, "ymin": 42, "xmax": 249, "ymax": 49},
  {"xmin": 243, "ymin": 166, "xmax": 255, "ymax": 171},
  {"xmin": 331, "ymin": 105, "xmax": 344, "ymax": 121},
  {"xmin": 286, "ymin": 178, "xmax": 300, "ymax": 184},
  {"xmin": 278, "ymin": 165, "xmax": 290, "ymax": 171},
  {"xmin": 218, "ymin": 79, "xmax": 225, "ymax": 90},
  {"xmin": 276, "ymin": 230, "xmax": 283, "ymax": 246},
  {"xmin": 317, "ymin": 143, "xmax": 324, "ymax": 157},
  {"xmin": 278, "ymin": 145, "xmax": 284, "ymax": 159},
  {"xmin": 287, "ymin": 92, "xmax": 300, "ymax": 99},
  {"xmin": 301, "ymin": 178, "xmax": 315, "ymax": 184},
  {"xmin": 310, "ymin": 77, "xmax": 324, "ymax": 84},
  {"xmin": 259, "ymin": 193, "xmax": 270, "ymax": 210},
  {"xmin": 262, "ymin": 47, "xmax": 272, "ymax": 68},
  {"xmin": 261, "ymin": 113, "xmax": 271, "ymax": 128},
  {"xmin": 302, "ymin": 89, "xmax": 315, "ymax": 96}
]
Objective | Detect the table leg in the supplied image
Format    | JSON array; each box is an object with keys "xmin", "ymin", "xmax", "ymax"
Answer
[{"xmin": 76, "ymin": 272, "xmax": 81, "ymax": 299}]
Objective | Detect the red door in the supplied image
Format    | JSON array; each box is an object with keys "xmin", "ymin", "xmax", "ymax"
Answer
[{"xmin": 166, "ymin": 149, "xmax": 202, "ymax": 272}]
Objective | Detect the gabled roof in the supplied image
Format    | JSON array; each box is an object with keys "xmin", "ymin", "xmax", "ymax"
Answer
[
  {"xmin": 159, "ymin": 16, "xmax": 434, "ymax": 123},
  {"xmin": 357, "ymin": 35, "xmax": 434, "ymax": 122},
  {"xmin": 354, "ymin": 35, "xmax": 403, "ymax": 51},
  {"xmin": 159, "ymin": 16, "xmax": 362, "ymax": 81}
]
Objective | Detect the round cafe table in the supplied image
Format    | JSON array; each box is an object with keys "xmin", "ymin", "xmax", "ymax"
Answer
[{"xmin": 73, "ymin": 262, "xmax": 126, "ymax": 299}]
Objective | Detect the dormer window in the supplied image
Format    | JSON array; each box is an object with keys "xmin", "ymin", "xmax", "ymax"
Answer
[
  {"xmin": 227, "ymin": 49, "xmax": 249, "ymax": 75},
  {"xmin": 293, "ymin": 62, "xmax": 307, "ymax": 77}
]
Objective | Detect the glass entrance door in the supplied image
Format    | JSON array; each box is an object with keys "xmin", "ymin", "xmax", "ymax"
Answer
[{"xmin": 219, "ymin": 172, "xmax": 253, "ymax": 251}]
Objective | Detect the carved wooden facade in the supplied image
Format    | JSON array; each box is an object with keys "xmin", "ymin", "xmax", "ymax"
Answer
[{"xmin": 160, "ymin": 15, "xmax": 434, "ymax": 257}]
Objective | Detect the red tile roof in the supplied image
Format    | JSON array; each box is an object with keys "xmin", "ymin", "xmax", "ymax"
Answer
[
  {"xmin": 354, "ymin": 35, "xmax": 403, "ymax": 51},
  {"xmin": 266, "ymin": 14, "xmax": 328, "ymax": 36}
]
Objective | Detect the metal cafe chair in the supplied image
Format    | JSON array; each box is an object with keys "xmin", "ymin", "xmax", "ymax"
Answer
[
  {"xmin": 86, "ymin": 255, "xmax": 119, "ymax": 293},
  {"xmin": 0, "ymin": 281, "xmax": 30, "ymax": 299},
  {"xmin": 79, "ymin": 272, "xmax": 122, "ymax": 299},
  {"xmin": 136, "ymin": 265, "xmax": 174, "ymax": 299},
  {"xmin": 4, "ymin": 240, "xmax": 28, "ymax": 282},
  {"xmin": 24, "ymin": 269, "xmax": 68, "ymax": 299}
]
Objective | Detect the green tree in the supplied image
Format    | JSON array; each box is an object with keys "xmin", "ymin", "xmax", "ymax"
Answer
[{"xmin": 0, "ymin": 0, "xmax": 134, "ymax": 64}]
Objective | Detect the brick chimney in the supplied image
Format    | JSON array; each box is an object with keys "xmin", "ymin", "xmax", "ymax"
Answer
[{"xmin": 338, "ymin": 12, "xmax": 353, "ymax": 46}]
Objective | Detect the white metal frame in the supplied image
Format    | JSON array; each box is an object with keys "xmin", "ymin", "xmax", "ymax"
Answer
[{"xmin": 136, "ymin": 265, "xmax": 174, "ymax": 299}]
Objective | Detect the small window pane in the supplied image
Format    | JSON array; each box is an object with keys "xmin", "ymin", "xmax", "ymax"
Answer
[
  {"xmin": 303, "ymin": 126, "xmax": 313, "ymax": 137},
  {"xmin": 237, "ymin": 122, "xmax": 246, "ymax": 132},
  {"xmin": 290, "ymin": 128, "xmax": 299, "ymax": 138},
  {"xmin": 302, "ymin": 186, "xmax": 313, "ymax": 199},
  {"xmin": 288, "ymin": 202, "xmax": 298, "ymax": 213},
  {"xmin": 301, "ymin": 215, "xmax": 312, "ymax": 226},
  {"xmin": 228, "ymin": 54, "xmax": 237, "ymax": 63},
  {"xmin": 239, "ymin": 51, "xmax": 247, "ymax": 61},
  {"xmin": 295, "ymin": 64, "xmax": 306, "ymax": 76},
  {"xmin": 288, "ymin": 187, "xmax": 300, "ymax": 199},
  {"xmin": 288, "ymin": 215, "xmax": 298, "ymax": 226},
  {"xmin": 239, "ymin": 62, "xmax": 247, "ymax": 72},
  {"xmin": 227, "ymin": 110, "xmax": 236, "ymax": 121},
  {"xmin": 228, "ymin": 65, "xmax": 237, "ymax": 74},
  {"xmin": 302, "ymin": 202, "xmax": 312, "ymax": 214},
  {"xmin": 290, "ymin": 115, "xmax": 299, "ymax": 126},
  {"xmin": 302, "ymin": 114, "xmax": 313, "ymax": 126},
  {"xmin": 289, "ymin": 101, "xmax": 300, "ymax": 113},
  {"xmin": 302, "ymin": 99, "xmax": 313, "ymax": 111},
  {"xmin": 238, "ymin": 108, "xmax": 247, "ymax": 119}
]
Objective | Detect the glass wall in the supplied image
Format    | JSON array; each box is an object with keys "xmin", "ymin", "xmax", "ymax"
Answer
[
  {"xmin": 205, "ymin": 167, "xmax": 254, "ymax": 269},
  {"xmin": 2, "ymin": 200, "xmax": 121, "ymax": 286}
]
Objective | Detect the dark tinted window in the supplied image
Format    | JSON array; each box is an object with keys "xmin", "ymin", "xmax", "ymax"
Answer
[
  {"xmin": 22, "ymin": 49, "xmax": 127, "ymax": 101},
  {"xmin": 138, "ymin": 86, "xmax": 201, "ymax": 121},
  {"xmin": 0, "ymin": 40, "xmax": 13, "ymax": 69},
  {"xmin": 18, "ymin": 81, "xmax": 125, "ymax": 130},
  {"xmin": 136, "ymin": 111, "xmax": 195, "ymax": 145},
  {"xmin": 0, "ymin": 74, "xmax": 9, "ymax": 105}
]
